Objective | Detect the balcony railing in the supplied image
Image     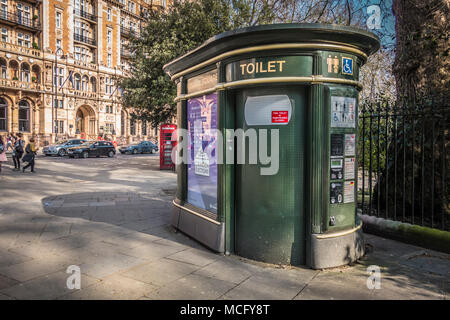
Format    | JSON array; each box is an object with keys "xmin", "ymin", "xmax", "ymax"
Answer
[
  {"xmin": 73, "ymin": 33, "xmax": 96, "ymax": 46},
  {"xmin": 0, "ymin": 41, "xmax": 41, "ymax": 57},
  {"xmin": 120, "ymin": 26, "xmax": 139, "ymax": 38},
  {"xmin": 0, "ymin": 11, "xmax": 41, "ymax": 30},
  {"xmin": 0, "ymin": 78, "xmax": 42, "ymax": 91},
  {"xmin": 73, "ymin": 8, "xmax": 96, "ymax": 22},
  {"xmin": 120, "ymin": 48, "xmax": 133, "ymax": 58}
]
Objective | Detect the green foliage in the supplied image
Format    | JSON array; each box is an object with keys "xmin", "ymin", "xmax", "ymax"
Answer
[{"xmin": 119, "ymin": 0, "xmax": 277, "ymax": 126}]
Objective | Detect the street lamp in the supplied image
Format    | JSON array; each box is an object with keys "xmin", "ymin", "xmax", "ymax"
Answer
[{"xmin": 53, "ymin": 47, "xmax": 66, "ymax": 142}]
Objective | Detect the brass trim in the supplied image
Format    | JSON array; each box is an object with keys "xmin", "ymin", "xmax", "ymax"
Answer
[
  {"xmin": 169, "ymin": 42, "xmax": 367, "ymax": 80},
  {"xmin": 173, "ymin": 200, "xmax": 221, "ymax": 226},
  {"xmin": 314, "ymin": 223, "xmax": 362, "ymax": 239},
  {"xmin": 174, "ymin": 76, "xmax": 362, "ymax": 101}
]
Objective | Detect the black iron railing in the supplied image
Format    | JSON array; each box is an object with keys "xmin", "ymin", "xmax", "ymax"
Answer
[
  {"xmin": 73, "ymin": 9, "xmax": 96, "ymax": 22},
  {"xmin": 358, "ymin": 97, "xmax": 449, "ymax": 231},
  {"xmin": 0, "ymin": 11, "xmax": 41, "ymax": 29},
  {"xmin": 73, "ymin": 33, "xmax": 96, "ymax": 46},
  {"xmin": 120, "ymin": 26, "xmax": 139, "ymax": 37}
]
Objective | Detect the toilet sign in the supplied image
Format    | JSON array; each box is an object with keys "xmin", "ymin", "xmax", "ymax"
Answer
[{"xmin": 272, "ymin": 111, "xmax": 289, "ymax": 123}]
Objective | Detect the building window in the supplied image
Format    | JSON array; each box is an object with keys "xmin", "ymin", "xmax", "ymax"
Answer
[
  {"xmin": 161, "ymin": 0, "xmax": 167, "ymax": 8},
  {"xmin": 0, "ymin": 58, "xmax": 6, "ymax": 79},
  {"xmin": 105, "ymin": 105, "xmax": 113, "ymax": 114},
  {"xmin": 107, "ymin": 29, "xmax": 112, "ymax": 45},
  {"xmin": 105, "ymin": 123, "xmax": 114, "ymax": 133},
  {"xmin": 56, "ymin": 39, "xmax": 62, "ymax": 50},
  {"xmin": 130, "ymin": 119, "xmax": 136, "ymax": 135},
  {"xmin": 142, "ymin": 120, "xmax": 147, "ymax": 136},
  {"xmin": 107, "ymin": 8, "xmax": 112, "ymax": 21},
  {"xmin": 18, "ymin": 100, "xmax": 30, "ymax": 132},
  {"xmin": 17, "ymin": 4, "xmax": 31, "ymax": 26},
  {"xmin": 54, "ymin": 67, "xmax": 64, "ymax": 86},
  {"xmin": 107, "ymin": 53, "xmax": 112, "ymax": 67},
  {"xmin": 74, "ymin": 73, "xmax": 81, "ymax": 90},
  {"xmin": 0, "ymin": 0, "xmax": 7, "ymax": 20},
  {"xmin": 1, "ymin": 28, "xmax": 7, "ymax": 42},
  {"xmin": 128, "ymin": 1, "xmax": 135, "ymax": 14},
  {"xmin": 81, "ymin": 75, "xmax": 88, "ymax": 91},
  {"xmin": 56, "ymin": 11, "xmax": 62, "ymax": 29},
  {"xmin": 17, "ymin": 32, "xmax": 30, "ymax": 48},
  {"xmin": 54, "ymin": 99, "xmax": 63, "ymax": 109},
  {"xmin": 0, "ymin": 97, "xmax": 7, "ymax": 131},
  {"xmin": 54, "ymin": 120, "xmax": 64, "ymax": 134},
  {"xmin": 90, "ymin": 77, "xmax": 96, "ymax": 92},
  {"xmin": 105, "ymin": 77, "xmax": 113, "ymax": 94},
  {"xmin": 20, "ymin": 62, "xmax": 30, "ymax": 82}
]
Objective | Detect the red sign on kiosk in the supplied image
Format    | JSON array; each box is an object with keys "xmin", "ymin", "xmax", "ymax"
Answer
[
  {"xmin": 160, "ymin": 124, "xmax": 177, "ymax": 170},
  {"xmin": 272, "ymin": 111, "xmax": 289, "ymax": 123}
]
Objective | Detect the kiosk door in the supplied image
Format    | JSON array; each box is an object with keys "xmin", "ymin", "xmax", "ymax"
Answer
[{"xmin": 235, "ymin": 86, "xmax": 306, "ymax": 265}]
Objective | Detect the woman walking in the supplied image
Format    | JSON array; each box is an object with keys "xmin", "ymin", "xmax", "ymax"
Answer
[
  {"xmin": 0, "ymin": 135, "xmax": 7, "ymax": 173},
  {"xmin": 12, "ymin": 133, "xmax": 24, "ymax": 171},
  {"xmin": 22, "ymin": 137, "xmax": 37, "ymax": 173}
]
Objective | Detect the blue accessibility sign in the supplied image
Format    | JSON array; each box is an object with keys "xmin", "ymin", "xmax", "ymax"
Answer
[{"xmin": 342, "ymin": 57, "xmax": 353, "ymax": 75}]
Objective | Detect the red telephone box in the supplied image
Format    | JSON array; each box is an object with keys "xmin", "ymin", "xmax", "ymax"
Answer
[{"xmin": 160, "ymin": 124, "xmax": 177, "ymax": 170}]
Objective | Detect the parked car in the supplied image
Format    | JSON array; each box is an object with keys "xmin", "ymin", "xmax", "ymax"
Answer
[
  {"xmin": 67, "ymin": 141, "xmax": 116, "ymax": 158},
  {"xmin": 119, "ymin": 141, "xmax": 159, "ymax": 155},
  {"xmin": 43, "ymin": 139, "xmax": 87, "ymax": 157}
]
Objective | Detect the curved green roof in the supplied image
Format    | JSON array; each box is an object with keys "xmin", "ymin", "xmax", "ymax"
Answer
[{"xmin": 163, "ymin": 23, "xmax": 380, "ymax": 77}]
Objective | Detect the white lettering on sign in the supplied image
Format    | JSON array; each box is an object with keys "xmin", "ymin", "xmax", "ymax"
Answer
[
  {"xmin": 240, "ymin": 60, "xmax": 286, "ymax": 76},
  {"xmin": 272, "ymin": 111, "xmax": 289, "ymax": 123}
]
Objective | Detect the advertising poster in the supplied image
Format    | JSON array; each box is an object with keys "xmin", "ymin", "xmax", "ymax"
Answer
[
  {"xmin": 187, "ymin": 93, "xmax": 218, "ymax": 213},
  {"xmin": 344, "ymin": 157, "xmax": 355, "ymax": 180},
  {"xmin": 331, "ymin": 96, "xmax": 356, "ymax": 128},
  {"xmin": 344, "ymin": 134, "xmax": 356, "ymax": 156},
  {"xmin": 344, "ymin": 180, "xmax": 355, "ymax": 203}
]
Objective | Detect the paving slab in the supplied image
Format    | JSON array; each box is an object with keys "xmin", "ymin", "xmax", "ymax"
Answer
[
  {"xmin": 194, "ymin": 257, "xmax": 262, "ymax": 285},
  {"xmin": 0, "ymin": 271, "xmax": 99, "ymax": 300},
  {"xmin": 59, "ymin": 274, "xmax": 157, "ymax": 300},
  {"xmin": 0, "ymin": 248, "xmax": 33, "ymax": 267},
  {"xmin": 166, "ymin": 248, "xmax": 220, "ymax": 267},
  {"xmin": 145, "ymin": 274, "xmax": 236, "ymax": 300},
  {"xmin": 0, "ymin": 253, "xmax": 79, "ymax": 283},
  {"xmin": 0, "ymin": 274, "xmax": 20, "ymax": 290},
  {"xmin": 121, "ymin": 258, "xmax": 201, "ymax": 287},
  {"xmin": 221, "ymin": 267, "xmax": 317, "ymax": 300}
]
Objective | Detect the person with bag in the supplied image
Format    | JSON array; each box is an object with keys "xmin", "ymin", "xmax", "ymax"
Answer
[
  {"xmin": 0, "ymin": 135, "xmax": 7, "ymax": 173},
  {"xmin": 12, "ymin": 133, "xmax": 24, "ymax": 171},
  {"xmin": 22, "ymin": 137, "xmax": 37, "ymax": 173}
]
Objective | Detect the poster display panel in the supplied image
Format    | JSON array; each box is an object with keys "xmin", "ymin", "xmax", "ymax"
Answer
[{"xmin": 187, "ymin": 93, "xmax": 218, "ymax": 213}]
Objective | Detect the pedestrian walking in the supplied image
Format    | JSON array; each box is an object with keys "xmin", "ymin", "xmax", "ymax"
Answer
[
  {"xmin": 22, "ymin": 137, "xmax": 37, "ymax": 173},
  {"xmin": 6, "ymin": 135, "xmax": 13, "ymax": 152},
  {"xmin": 12, "ymin": 133, "xmax": 24, "ymax": 171},
  {"xmin": 0, "ymin": 135, "xmax": 7, "ymax": 173}
]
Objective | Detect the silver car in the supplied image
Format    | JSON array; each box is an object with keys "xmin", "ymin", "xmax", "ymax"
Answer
[{"xmin": 43, "ymin": 139, "xmax": 87, "ymax": 157}]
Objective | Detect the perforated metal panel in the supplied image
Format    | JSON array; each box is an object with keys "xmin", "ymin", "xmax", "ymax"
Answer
[{"xmin": 235, "ymin": 86, "xmax": 306, "ymax": 265}]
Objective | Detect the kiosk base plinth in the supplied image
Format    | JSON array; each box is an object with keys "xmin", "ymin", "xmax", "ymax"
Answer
[
  {"xmin": 308, "ymin": 224, "xmax": 365, "ymax": 269},
  {"xmin": 171, "ymin": 203, "xmax": 225, "ymax": 253}
]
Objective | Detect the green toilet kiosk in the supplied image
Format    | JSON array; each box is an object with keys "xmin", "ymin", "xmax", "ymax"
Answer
[{"xmin": 164, "ymin": 23, "xmax": 380, "ymax": 269}]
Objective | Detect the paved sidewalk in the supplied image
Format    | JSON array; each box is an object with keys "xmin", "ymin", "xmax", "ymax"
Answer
[{"xmin": 0, "ymin": 155, "xmax": 448, "ymax": 300}]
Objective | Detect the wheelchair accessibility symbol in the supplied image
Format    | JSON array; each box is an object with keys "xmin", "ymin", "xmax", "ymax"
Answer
[{"xmin": 342, "ymin": 57, "xmax": 353, "ymax": 75}]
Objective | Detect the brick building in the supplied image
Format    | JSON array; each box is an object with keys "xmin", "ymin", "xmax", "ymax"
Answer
[{"xmin": 0, "ymin": 0, "xmax": 167, "ymax": 146}]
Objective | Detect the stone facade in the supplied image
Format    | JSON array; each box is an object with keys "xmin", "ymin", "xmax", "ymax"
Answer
[{"xmin": 0, "ymin": 0, "xmax": 167, "ymax": 146}]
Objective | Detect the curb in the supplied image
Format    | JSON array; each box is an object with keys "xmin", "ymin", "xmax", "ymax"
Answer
[{"xmin": 358, "ymin": 213, "xmax": 450, "ymax": 254}]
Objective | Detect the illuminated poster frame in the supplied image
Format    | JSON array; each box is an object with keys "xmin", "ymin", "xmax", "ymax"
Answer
[{"xmin": 186, "ymin": 93, "xmax": 218, "ymax": 214}]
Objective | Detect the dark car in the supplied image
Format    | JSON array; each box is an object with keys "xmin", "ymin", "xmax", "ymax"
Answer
[
  {"xmin": 119, "ymin": 141, "xmax": 158, "ymax": 155},
  {"xmin": 42, "ymin": 139, "xmax": 87, "ymax": 157},
  {"xmin": 67, "ymin": 141, "xmax": 116, "ymax": 159}
]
